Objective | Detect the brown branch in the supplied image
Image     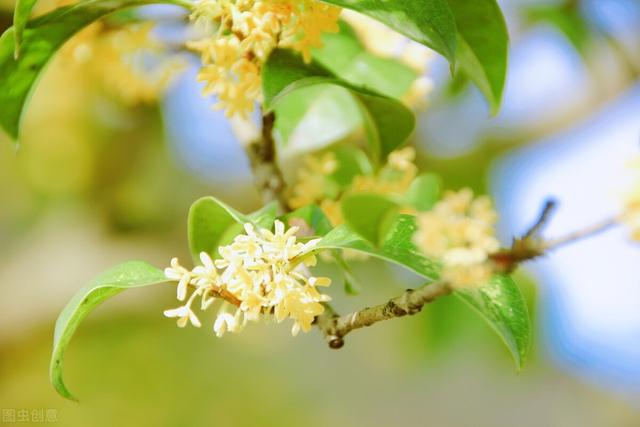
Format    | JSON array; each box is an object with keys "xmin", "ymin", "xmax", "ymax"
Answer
[
  {"xmin": 315, "ymin": 281, "xmax": 452, "ymax": 349},
  {"xmin": 247, "ymin": 112, "xmax": 289, "ymax": 210},
  {"xmin": 315, "ymin": 200, "xmax": 623, "ymax": 349}
]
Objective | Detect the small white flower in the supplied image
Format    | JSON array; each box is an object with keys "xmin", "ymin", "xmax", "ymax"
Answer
[
  {"xmin": 164, "ymin": 305, "xmax": 201, "ymax": 328},
  {"xmin": 213, "ymin": 308, "xmax": 244, "ymax": 337},
  {"xmin": 164, "ymin": 258, "xmax": 192, "ymax": 301},
  {"xmin": 192, "ymin": 252, "xmax": 218, "ymax": 288}
]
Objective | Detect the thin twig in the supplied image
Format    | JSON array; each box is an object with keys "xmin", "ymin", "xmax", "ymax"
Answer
[
  {"xmin": 523, "ymin": 198, "xmax": 558, "ymax": 239},
  {"xmin": 542, "ymin": 216, "xmax": 619, "ymax": 251}
]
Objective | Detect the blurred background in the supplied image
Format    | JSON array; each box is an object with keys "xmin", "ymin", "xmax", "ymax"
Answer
[{"xmin": 1, "ymin": 0, "xmax": 640, "ymax": 425}]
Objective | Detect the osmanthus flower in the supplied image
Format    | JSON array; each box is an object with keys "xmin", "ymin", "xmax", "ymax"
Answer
[
  {"xmin": 163, "ymin": 220, "xmax": 332, "ymax": 336},
  {"xmin": 351, "ymin": 147, "xmax": 418, "ymax": 195},
  {"xmin": 288, "ymin": 147, "xmax": 419, "ymax": 226},
  {"xmin": 414, "ymin": 188, "xmax": 500, "ymax": 289},
  {"xmin": 287, "ymin": 152, "xmax": 339, "ymax": 210},
  {"xmin": 187, "ymin": 0, "xmax": 341, "ymax": 117},
  {"xmin": 61, "ymin": 22, "xmax": 183, "ymax": 105}
]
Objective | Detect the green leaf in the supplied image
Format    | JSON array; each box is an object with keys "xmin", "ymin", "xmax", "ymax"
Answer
[
  {"xmin": 263, "ymin": 49, "xmax": 415, "ymax": 160},
  {"xmin": 315, "ymin": 214, "xmax": 530, "ymax": 368},
  {"xmin": 357, "ymin": 93, "xmax": 416, "ymax": 159},
  {"xmin": 321, "ymin": 0, "xmax": 457, "ymax": 64},
  {"xmin": 405, "ymin": 173, "xmax": 442, "ymax": 211},
  {"xmin": 313, "ymin": 21, "xmax": 418, "ymax": 99},
  {"xmin": 0, "ymin": 0, "xmax": 188, "ymax": 142},
  {"xmin": 50, "ymin": 261, "xmax": 167, "ymax": 401},
  {"xmin": 525, "ymin": 4, "xmax": 590, "ymax": 54},
  {"xmin": 447, "ymin": 0, "xmax": 509, "ymax": 114},
  {"xmin": 456, "ymin": 275, "xmax": 531, "ymax": 368},
  {"xmin": 273, "ymin": 21, "xmax": 420, "ymax": 154},
  {"xmin": 262, "ymin": 50, "xmax": 333, "ymax": 107},
  {"xmin": 281, "ymin": 204, "xmax": 334, "ymax": 237},
  {"xmin": 188, "ymin": 197, "xmax": 247, "ymax": 261},
  {"xmin": 247, "ymin": 201, "xmax": 278, "ymax": 229},
  {"xmin": 273, "ymin": 84, "xmax": 363, "ymax": 153},
  {"xmin": 317, "ymin": 214, "xmax": 440, "ymax": 279},
  {"xmin": 188, "ymin": 197, "xmax": 277, "ymax": 261},
  {"xmin": 12, "ymin": 0, "xmax": 37, "ymax": 57},
  {"xmin": 341, "ymin": 193, "xmax": 399, "ymax": 245}
]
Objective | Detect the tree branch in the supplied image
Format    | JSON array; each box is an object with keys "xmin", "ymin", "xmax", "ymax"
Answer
[
  {"xmin": 315, "ymin": 199, "xmax": 623, "ymax": 349},
  {"xmin": 315, "ymin": 280, "xmax": 452, "ymax": 349},
  {"xmin": 247, "ymin": 112, "xmax": 289, "ymax": 210}
]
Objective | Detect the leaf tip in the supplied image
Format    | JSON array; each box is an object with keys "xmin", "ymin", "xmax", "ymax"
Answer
[{"xmin": 50, "ymin": 360, "xmax": 79, "ymax": 402}]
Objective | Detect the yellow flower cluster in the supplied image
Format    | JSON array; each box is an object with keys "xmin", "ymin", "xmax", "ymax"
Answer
[
  {"xmin": 622, "ymin": 159, "xmax": 640, "ymax": 240},
  {"xmin": 62, "ymin": 22, "xmax": 182, "ymax": 105},
  {"xmin": 163, "ymin": 220, "xmax": 331, "ymax": 336},
  {"xmin": 414, "ymin": 188, "xmax": 500, "ymax": 289},
  {"xmin": 288, "ymin": 147, "xmax": 418, "ymax": 225},
  {"xmin": 351, "ymin": 147, "xmax": 418, "ymax": 195},
  {"xmin": 287, "ymin": 152, "xmax": 339, "ymax": 209},
  {"xmin": 188, "ymin": 0, "xmax": 341, "ymax": 117}
]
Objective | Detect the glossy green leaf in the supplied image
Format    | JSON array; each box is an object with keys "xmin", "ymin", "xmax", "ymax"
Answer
[
  {"xmin": 188, "ymin": 197, "xmax": 276, "ymax": 261},
  {"xmin": 322, "ymin": 0, "xmax": 457, "ymax": 64},
  {"xmin": 12, "ymin": 0, "xmax": 37, "ymax": 57},
  {"xmin": 341, "ymin": 193, "xmax": 399, "ymax": 245},
  {"xmin": 50, "ymin": 261, "xmax": 168, "ymax": 401},
  {"xmin": 263, "ymin": 49, "xmax": 415, "ymax": 160},
  {"xmin": 357, "ymin": 93, "xmax": 416, "ymax": 159},
  {"xmin": 456, "ymin": 275, "xmax": 531, "ymax": 368},
  {"xmin": 447, "ymin": 0, "xmax": 509, "ymax": 114},
  {"xmin": 313, "ymin": 21, "xmax": 418, "ymax": 99},
  {"xmin": 405, "ymin": 173, "xmax": 442, "ymax": 211},
  {"xmin": 281, "ymin": 204, "xmax": 334, "ymax": 237},
  {"xmin": 0, "ymin": 0, "xmax": 188, "ymax": 142},
  {"xmin": 188, "ymin": 197, "xmax": 247, "ymax": 261},
  {"xmin": 273, "ymin": 84, "xmax": 363, "ymax": 153},
  {"xmin": 315, "ymin": 214, "xmax": 530, "ymax": 368},
  {"xmin": 317, "ymin": 214, "xmax": 440, "ymax": 279},
  {"xmin": 273, "ymin": 21, "xmax": 419, "ymax": 153}
]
